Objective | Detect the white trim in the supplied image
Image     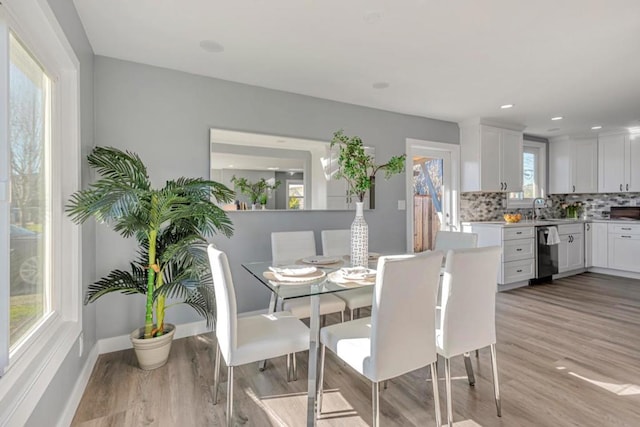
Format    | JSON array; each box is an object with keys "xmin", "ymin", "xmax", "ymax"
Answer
[
  {"xmin": 587, "ymin": 268, "xmax": 640, "ymax": 281},
  {"xmin": 405, "ymin": 139, "xmax": 461, "ymax": 253},
  {"xmin": 56, "ymin": 343, "xmax": 99, "ymax": 427}
]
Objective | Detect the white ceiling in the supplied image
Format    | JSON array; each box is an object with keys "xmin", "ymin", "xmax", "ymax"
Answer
[{"xmin": 73, "ymin": 0, "xmax": 640, "ymax": 138}]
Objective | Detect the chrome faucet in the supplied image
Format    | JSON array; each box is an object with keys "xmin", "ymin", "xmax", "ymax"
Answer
[{"xmin": 532, "ymin": 197, "xmax": 546, "ymax": 220}]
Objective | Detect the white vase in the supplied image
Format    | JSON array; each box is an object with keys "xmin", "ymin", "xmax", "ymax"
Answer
[{"xmin": 350, "ymin": 201, "xmax": 369, "ymax": 268}]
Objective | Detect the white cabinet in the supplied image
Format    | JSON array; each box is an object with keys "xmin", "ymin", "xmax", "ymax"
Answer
[
  {"xmin": 326, "ymin": 179, "xmax": 369, "ymax": 210},
  {"xmin": 590, "ymin": 222, "xmax": 608, "ymax": 268},
  {"xmin": 598, "ymin": 133, "xmax": 640, "ymax": 193},
  {"xmin": 557, "ymin": 223, "xmax": 584, "ymax": 274},
  {"xmin": 549, "ymin": 137, "xmax": 598, "ymax": 194},
  {"xmin": 607, "ymin": 223, "xmax": 640, "ymax": 273},
  {"xmin": 460, "ymin": 122, "xmax": 524, "ymax": 193}
]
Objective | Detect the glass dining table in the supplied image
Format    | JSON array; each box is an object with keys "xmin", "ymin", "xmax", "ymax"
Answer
[{"xmin": 242, "ymin": 259, "xmax": 376, "ymax": 427}]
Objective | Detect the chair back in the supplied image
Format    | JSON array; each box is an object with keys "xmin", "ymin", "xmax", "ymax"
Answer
[
  {"xmin": 207, "ymin": 245, "xmax": 238, "ymax": 365},
  {"xmin": 321, "ymin": 229, "xmax": 350, "ymax": 256},
  {"xmin": 434, "ymin": 230, "xmax": 478, "ymax": 252},
  {"xmin": 366, "ymin": 251, "xmax": 444, "ymax": 382},
  {"xmin": 439, "ymin": 246, "xmax": 502, "ymax": 358},
  {"xmin": 271, "ymin": 231, "xmax": 316, "ymax": 264}
]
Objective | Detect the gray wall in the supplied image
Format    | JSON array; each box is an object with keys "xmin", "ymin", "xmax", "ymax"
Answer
[
  {"xmin": 93, "ymin": 55, "xmax": 459, "ymax": 338},
  {"xmin": 26, "ymin": 1, "xmax": 95, "ymax": 426}
]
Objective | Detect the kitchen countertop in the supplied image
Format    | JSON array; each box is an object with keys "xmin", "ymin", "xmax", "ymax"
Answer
[{"xmin": 461, "ymin": 219, "xmax": 638, "ymax": 228}]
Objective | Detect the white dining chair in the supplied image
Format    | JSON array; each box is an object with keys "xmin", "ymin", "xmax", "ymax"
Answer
[
  {"xmin": 271, "ymin": 231, "xmax": 346, "ymax": 322},
  {"xmin": 318, "ymin": 251, "xmax": 444, "ymax": 427},
  {"xmin": 437, "ymin": 246, "xmax": 502, "ymax": 427},
  {"xmin": 321, "ymin": 229, "xmax": 374, "ymax": 320},
  {"xmin": 207, "ymin": 245, "xmax": 310, "ymax": 426},
  {"xmin": 434, "ymin": 230, "xmax": 478, "ymax": 252}
]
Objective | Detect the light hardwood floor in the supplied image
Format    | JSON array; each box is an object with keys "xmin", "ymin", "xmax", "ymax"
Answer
[{"xmin": 72, "ymin": 273, "xmax": 640, "ymax": 426}]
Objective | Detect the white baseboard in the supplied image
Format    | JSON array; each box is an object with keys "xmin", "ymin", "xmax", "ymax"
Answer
[
  {"xmin": 56, "ymin": 344, "xmax": 99, "ymax": 427},
  {"xmin": 587, "ymin": 267, "xmax": 640, "ymax": 280}
]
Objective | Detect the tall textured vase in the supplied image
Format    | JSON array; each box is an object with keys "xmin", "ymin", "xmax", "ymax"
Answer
[{"xmin": 350, "ymin": 202, "xmax": 369, "ymax": 268}]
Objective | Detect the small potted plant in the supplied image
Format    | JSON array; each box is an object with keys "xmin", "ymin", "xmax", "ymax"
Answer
[
  {"xmin": 230, "ymin": 176, "xmax": 281, "ymax": 210},
  {"xmin": 330, "ymin": 130, "xmax": 406, "ymax": 267},
  {"xmin": 66, "ymin": 147, "xmax": 234, "ymax": 370},
  {"xmin": 258, "ymin": 193, "xmax": 269, "ymax": 209}
]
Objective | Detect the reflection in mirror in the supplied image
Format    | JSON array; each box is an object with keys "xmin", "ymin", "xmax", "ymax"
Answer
[{"xmin": 210, "ymin": 128, "xmax": 373, "ymax": 210}]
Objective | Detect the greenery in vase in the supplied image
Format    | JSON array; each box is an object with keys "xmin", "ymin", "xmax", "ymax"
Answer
[
  {"xmin": 561, "ymin": 201, "xmax": 583, "ymax": 218},
  {"xmin": 66, "ymin": 147, "xmax": 234, "ymax": 339},
  {"xmin": 330, "ymin": 129, "xmax": 406, "ymax": 203},
  {"xmin": 230, "ymin": 176, "xmax": 281, "ymax": 205},
  {"xmin": 258, "ymin": 193, "xmax": 268, "ymax": 206}
]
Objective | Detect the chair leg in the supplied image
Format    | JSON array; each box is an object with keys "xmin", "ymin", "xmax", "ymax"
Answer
[
  {"xmin": 318, "ymin": 345, "xmax": 326, "ymax": 415},
  {"xmin": 476, "ymin": 349, "xmax": 480, "ymax": 358},
  {"xmin": 383, "ymin": 380, "xmax": 388, "ymax": 390},
  {"xmin": 213, "ymin": 343, "xmax": 221, "ymax": 404},
  {"xmin": 322, "ymin": 314, "xmax": 326, "ymax": 327},
  {"xmin": 286, "ymin": 353, "xmax": 292, "ymax": 382},
  {"xmin": 430, "ymin": 362, "xmax": 442, "ymax": 427},
  {"xmin": 444, "ymin": 357, "xmax": 453, "ymax": 427},
  {"xmin": 490, "ymin": 343, "xmax": 502, "ymax": 417},
  {"xmin": 463, "ymin": 352, "xmax": 475, "ymax": 386},
  {"xmin": 226, "ymin": 366, "xmax": 234, "ymax": 426},
  {"xmin": 350, "ymin": 308, "xmax": 354, "ymax": 321},
  {"xmin": 341, "ymin": 310, "xmax": 345, "ymax": 323},
  {"xmin": 292, "ymin": 352, "xmax": 298, "ymax": 381},
  {"xmin": 372, "ymin": 382, "xmax": 380, "ymax": 427}
]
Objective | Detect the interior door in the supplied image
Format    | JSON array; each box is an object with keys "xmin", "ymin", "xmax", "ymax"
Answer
[{"xmin": 410, "ymin": 147, "xmax": 452, "ymax": 252}]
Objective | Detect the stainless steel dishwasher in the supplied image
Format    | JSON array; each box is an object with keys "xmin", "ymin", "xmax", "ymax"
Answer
[{"xmin": 532, "ymin": 226, "xmax": 559, "ymax": 283}]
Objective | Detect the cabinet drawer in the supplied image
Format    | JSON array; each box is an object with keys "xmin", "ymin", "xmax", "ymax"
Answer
[
  {"xmin": 503, "ymin": 238, "xmax": 535, "ymax": 262},
  {"xmin": 502, "ymin": 259, "xmax": 535, "ymax": 284},
  {"xmin": 503, "ymin": 227, "xmax": 534, "ymax": 240},
  {"xmin": 608, "ymin": 234, "xmax": 640, "ymax": 273},
  {"xmin": 557, "ymin": 223, "xmax": 584, "ymax": 235},
  {"xmin": 609, "ymin": 223, "xmax": 640, "ymax": 235}
]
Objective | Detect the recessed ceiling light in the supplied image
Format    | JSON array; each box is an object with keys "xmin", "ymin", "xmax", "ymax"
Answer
[
  {"xmin": 500, "ymin": 104, "xmax": 514, "ymax": 109},
  {"xmin": 199, "ymin": 40, "xmax": 224, "ymax": 53},
  {"xmin": 227, "ymin": 164, "xmax": 234, "ymax": 168},
  {"xmin": 591, "ymin": 125, "xmax": 602, "ymax": 130},
  {"xmin": 551, "ymin": 116, "xmax": 563, "ymax": 121},
  {"xmin": 372, "ymin": 82, "xmax": 389, "ymax": 89},
  {"xmin": 267, "ymin": 167, "xmax": 280, "ymax": 170}
]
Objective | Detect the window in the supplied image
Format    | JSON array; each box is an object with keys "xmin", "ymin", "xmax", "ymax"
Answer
[
  {"xmin": 0, "ymin": 1, "xmax": 81, "ymax": 423},
  {"xmin": 507, "ymin": 140, "xmax": 546, "ymax": 207},
  {"xmin": 287, "ymin": 180, "xmax": 304, "ymax": 210}
]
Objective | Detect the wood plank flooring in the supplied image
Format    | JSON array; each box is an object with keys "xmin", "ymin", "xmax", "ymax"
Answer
[{"xmin": 72, "ymin": 273, "xmax": 640, "ymax": 426}]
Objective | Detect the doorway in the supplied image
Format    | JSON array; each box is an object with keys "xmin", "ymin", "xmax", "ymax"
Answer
[{"xmin": 405, "ymin": 139, "xmax": 459, "ymax": 253}]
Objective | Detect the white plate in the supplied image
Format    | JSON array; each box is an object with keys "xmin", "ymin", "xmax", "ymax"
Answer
[
  {"xmin": 327, "ymin": 270, "xmax": 376, "ymax": 287},
  {"xmin": 341, "ymin": 267, "xmax": 377, "ymax": 281},
  {"xmin": 263, "ymin": 269, "xmax": 326, "ymax": 284},
  {"xmin": 301, "ymin": 255, "xmax": 342, "ymax": 265},
  {"xmin": 269, "ymin": 265, "xmax": 317, "ymax": 276}
]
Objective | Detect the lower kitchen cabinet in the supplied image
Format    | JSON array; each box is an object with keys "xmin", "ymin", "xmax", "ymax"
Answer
[
  {"xmin": 557, "ymin": 223, "xmax": 585, "ymax": 274},
  {"xmin": 590, "ymin": 222, "xmax": 608, "ymax": 268},
  {"xmin": 608, "ymin": 223, "xmax": 640, "ymax": 273}
]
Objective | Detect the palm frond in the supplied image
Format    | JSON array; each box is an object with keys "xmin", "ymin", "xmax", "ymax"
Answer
[
  {"xmin": 87, "ymin": 146, "xmax": 151, "ymax": 191},
  {"xmin": 85, "ymin": 263, "xmax": 147, "ymax": 304}
]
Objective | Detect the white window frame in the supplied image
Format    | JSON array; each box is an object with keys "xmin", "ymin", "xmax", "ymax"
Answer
[
  {"xmin": 0, "ymin": 1, "xmax": 81, "ymax": 424},
  {"xmin": 507, "ymin": 140, "xmax": 547, "ymax": 208},
  {"xmin": 286, "ymin": 179, "xmax": 304, "ymax": 210}
]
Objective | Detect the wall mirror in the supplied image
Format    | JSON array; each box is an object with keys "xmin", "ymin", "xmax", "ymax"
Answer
[{"xmin": 210, "ymin": 128, "xmax": 374, "ymax": 211}]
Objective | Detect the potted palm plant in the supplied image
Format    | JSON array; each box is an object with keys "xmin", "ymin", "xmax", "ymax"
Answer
[
  {"xmin": 66, "ymin": 147, "xmax": 234, "ymax": 370},
  {"xmin": 230, "ymin": 175, "xmax": 280, "ymax": 210},
  {"xmin": 330, "ymin": 130, "xmax": 406, "ymax": 267}
]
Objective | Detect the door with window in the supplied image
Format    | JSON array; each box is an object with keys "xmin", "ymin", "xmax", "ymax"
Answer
[
  {"xmin": 409, "ymin": 145, "xmax": 455, "ymax": 252},
  {"xmin": 508, "ymin": 140, "xmax": 547, "ymax": 208}
]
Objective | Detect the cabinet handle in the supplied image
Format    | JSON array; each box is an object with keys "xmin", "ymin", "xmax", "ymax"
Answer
[
  {"xmin": 516, "ymin": 248, "xmax": 523, "ymax": 251},
  {"xmin": 516, "ymin": 269, "xmax": 523, "ymax": 273},
  {"xmin": 586, "ymin": 224, "xmax": 590, "ymax": 231},
  {"xmin": 626, "ymin": 184, "xmax": 629, "ymax": 191},
  {"xmin": 620, "ymin": 184, "xmax": 623, "ymax": 191},
  {"xmin": 500, "ymin": 182, "xmax": 504, "ymax": 191},
  {"xmin": 516, "ymin": 231, "xmax": 522, "ymax": 235},
  {"xmin": 569, "ymin": 235, "xmax": 573, "ymax": 243},
  {"xmin": 622, "ymin": 227, "xmax": 632, "ymax": 230},
  {"xmin": 621, "ymin": 235, "xmax": 632, "ymax": 238},
  {"xmin": 505, "ymin": 182, "xmax": 508, "ymax": 191},
  {"xmin": 573, "ymin": 185, "xmax": 575, "ymax": 193}
]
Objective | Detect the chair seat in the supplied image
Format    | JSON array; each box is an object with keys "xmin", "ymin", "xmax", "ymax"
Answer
[
  {"xmin": 282, "ymin": 294, "xmax": 346, "ymax": 319},
  {"xmin": 231, "ymin": 311, "xmax": 309, "ymax": 366},
  {"xmin": 320, "ymin": 317, "xmax": 374, "ymax": 380},
  {"xmin": 336, "ymin": 287, "xmax": 373, "ymax": 311}
]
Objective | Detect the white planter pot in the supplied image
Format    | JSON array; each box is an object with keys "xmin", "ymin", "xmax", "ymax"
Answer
[{"xmin": 129, "ymin": 323, "xmax": 176, "ymax": 370}]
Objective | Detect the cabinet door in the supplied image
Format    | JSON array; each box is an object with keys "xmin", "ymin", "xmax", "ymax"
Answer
[
  {"xmin": 549, "ymin": 139, "xmax": 572, "ymax": 194},
  {"xmin": 567, "ymin": 234, "xmax": 584, "ymax": 271},
  {"xmin": 480, "ymin": 126, "xmax": 502, "ymax": 192},
  {"xmin": 557, "ymin": 235, "xmax": 570, "ymax": 273},
  {"xmin": 501, "ymin": 130, "xmax": 523, "ymax": 192},
  {"xmin": 573, "ymin": 138, "xmax": 598, "ymax": 193},
  {"xmin": 628, "ymin": 135, "xmax": 640, "ymax": 192},
  {"xmin": 608, "ymin": 234, "xmax": 640, "ymax": 273},
  {"xmin": 591, "ymin": 223, "xmax": 608, "ymax": 268},
  {"xmin": 598, "ymin": 134, "xmax": 626, "ymax": 193},
  {"xmin": 584, "ymin": 223, "xmax": 592, "ymax": 268}
]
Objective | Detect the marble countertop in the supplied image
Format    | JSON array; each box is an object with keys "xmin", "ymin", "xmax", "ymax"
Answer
[{"xmin": 461, "ymin": 219, "xmax": 638, "ymax": 228}]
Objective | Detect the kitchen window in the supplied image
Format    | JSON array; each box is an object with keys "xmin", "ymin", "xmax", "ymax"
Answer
[
  {"xmin": 508, "ymin": 140, "xmax": 547, "ymax": 207},
  {"xmin": 0, "ymin": 1, "xmax": 81, "ymax": 423},
  {"xmin": 287, "ymin": 180, "xmax": 304, "ymax": 210}
]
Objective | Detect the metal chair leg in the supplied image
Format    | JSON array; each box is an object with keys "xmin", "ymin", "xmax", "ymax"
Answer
[
  {"xmin": 292, "ymin": 352, "xmax": 298, "ymax": 381},
  {"xmin": 213, "ymin": 343, "xmax": 221, "ymax": 404},
  {"xmin": 430, "ymin": 362, "xmax": 442, "ymax": 427},
  {"xmin": 372, "ymin": 381, "xmax": 380, "ymax": 427},
  {"xmin": 341, "ymin": 310, "xmax": 345, "ymax": 323},
  {"xmin": 350, "ymin": 308, "xmax": 354, "ymax": 321},
  {"xmin": 490, "ymin": 343, "xmax": 502, "ymax": 417},
  {"xmin": 464, "ymin": 352, "xmax": 476, "ymax": 386},
  {"xmin": 286, "ymin": 353, "xmax": 292, "ymax": 382},
  {"xmin": 444, "ymin": 358, "xmax": 453, "ymax": 427},
  {"xmin": 226, "ymin": 366, "xmax": 234, "ymax": 426},
  {"xmin": 318, "ymin": 345, "xmax": 326, "ymax": 415}
]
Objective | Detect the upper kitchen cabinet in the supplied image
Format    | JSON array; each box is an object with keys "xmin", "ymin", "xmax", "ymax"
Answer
[
  {"xmin": 549, "ymin": 136, "xmax": 598, "ymax": 194},
  {"xmin": 598, "ymin": 133, "xmax": 640, "ymax": 193},
  {"xmin": 460, "ymin": 121, "xmax": 524, "ymax": 192}
]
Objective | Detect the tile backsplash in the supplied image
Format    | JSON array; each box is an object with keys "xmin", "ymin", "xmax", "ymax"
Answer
[{"xmin": 460, "ymin": 192, "xmax": 640, "ymax": 222}]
